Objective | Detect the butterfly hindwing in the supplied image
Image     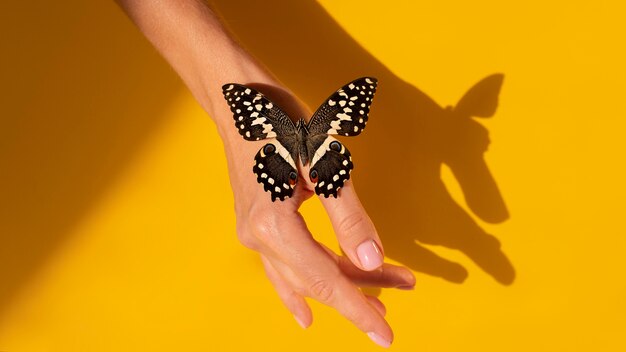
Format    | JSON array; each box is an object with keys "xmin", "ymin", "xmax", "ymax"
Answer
[
  {"xmin": 307, "ymin": 135, "xmax": 353, "ymax": 198},
  {"xmin": 222, "ymin": 84, "xmax": 297, "ymax": 141},
  {"xmin": 307, "ymin": 77, "xmax": 378, "ymax": 137},
  {"xmin": 253, "ymin": 141, "xmax": 299, "ymax": 202}
]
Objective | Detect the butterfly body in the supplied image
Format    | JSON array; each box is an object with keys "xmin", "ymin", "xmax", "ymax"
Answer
[{"xmin": 222, "ymin": 77, "xmax": 377, "ymax": 201}]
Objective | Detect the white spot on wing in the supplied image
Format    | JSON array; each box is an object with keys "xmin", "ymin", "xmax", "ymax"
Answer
[
  {"xmin": 310, "ymin": 136, "xmax": 337, "ymax": 167},
  {"xmin": 327, "ymin": 112, "xmax": 352, "ymax": 134},
  {"xmin": 251, "ymin": 117, "xmax": 266, "ymax": 125},
  {"xmin": 272, "ymin": 139, "xmax": 297, "ymax": 170}
]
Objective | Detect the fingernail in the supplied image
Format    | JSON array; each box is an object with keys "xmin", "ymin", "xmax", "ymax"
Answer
[
  {"xmin": 367, "ymin": 332, "xmax": 392, "ymax": 348},
  {"xmin": 357, "ymin": 240, "xmax": 383, "ymax": 270},
  {"xmin": 293, "ymin": 315, "xmax": 307, "ymax": 329},
  {"xmin": 396, "ymin": 284, "xmax": 415, "ymax": 290}
]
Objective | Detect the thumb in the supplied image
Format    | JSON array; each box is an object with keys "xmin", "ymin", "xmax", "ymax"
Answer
[{"xmin": 320, "ymin": 180, "xmax": 384, "ymax": 271}]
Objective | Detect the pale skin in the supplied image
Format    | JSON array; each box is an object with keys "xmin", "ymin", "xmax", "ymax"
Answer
[{"xmin": 115, "ymin": 0, "xmax": 416, "ymax": 347}]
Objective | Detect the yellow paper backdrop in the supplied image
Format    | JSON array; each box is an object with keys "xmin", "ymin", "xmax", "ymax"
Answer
[{"xmin": 1, "ymin": 0, "xmax": 624, "ymax": 351}]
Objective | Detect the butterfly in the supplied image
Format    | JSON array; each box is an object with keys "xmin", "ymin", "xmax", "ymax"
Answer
[{"xmin": 221, "ymin": 77, "xmax": 377, "ymax": 201}]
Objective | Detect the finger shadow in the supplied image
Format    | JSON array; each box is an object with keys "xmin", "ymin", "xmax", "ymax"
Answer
[
  {"xmin": 0, "ymin": 1, "xmax": 183, "ymax": 316},
  {"xmin": 211, "ymin": 0, "xmax": 515, "ymax": 285}
]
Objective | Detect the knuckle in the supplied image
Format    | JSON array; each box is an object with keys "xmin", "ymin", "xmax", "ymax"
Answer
[
  {"xmin": 337, "ymin": 212, "xmax": 368, "ymax": 238},
  {"xmin": 251, "ymin": 218, "xmax": 276, "ymax": 244},
  {"xmin": 234, "ymin": 199, "xmax": 290, "ymax": 251},
  {"xmin": 235, "ymin": 224, "xmax": 258, "ymax": 250},
  {"xmin": 247, "ymin": 206, "xmax": 281, "ymax": 246},
  {"xmin": 307, "ymin": 276, "xmax": 336, "ymax": 303}
]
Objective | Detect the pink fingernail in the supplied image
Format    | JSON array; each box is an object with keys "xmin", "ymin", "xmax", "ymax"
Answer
[
  {"xmin": 357, "ymin": 240, "xmax": 383, "ymax": 270},
  {"xmin": 293, "ymin": 315, "xmax": 307, "ymax": 329},
  {"xmin": 367, "ymin": 332, "xmax": 392, "ymax": 348},
  {"xmin": 397, "ymin": 284, "xmax": 415, "ymax": 290}
]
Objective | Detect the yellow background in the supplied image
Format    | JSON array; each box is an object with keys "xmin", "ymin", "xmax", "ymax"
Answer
[{"xmin": 1, "ymin": 0, "xmax": 625, "ymax": 350}]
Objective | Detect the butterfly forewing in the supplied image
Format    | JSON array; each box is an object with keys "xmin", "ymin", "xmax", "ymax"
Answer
[
  {"xmin": 307, "ymin": 77, "xmax": 378, "ymax": 137},
  {"xmin": 222, "ymin": 84, "xmax": 297, "ymax": 141}
]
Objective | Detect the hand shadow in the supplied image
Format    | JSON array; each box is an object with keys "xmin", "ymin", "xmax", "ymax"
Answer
[{"xmin": 210, "ymin": 0, "xmax": 515, "ymax": 285}]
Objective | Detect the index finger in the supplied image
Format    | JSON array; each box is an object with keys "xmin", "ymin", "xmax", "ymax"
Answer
[{"xmin": 319, "ymin": 179, "xmax": 386, "ymax": 271}]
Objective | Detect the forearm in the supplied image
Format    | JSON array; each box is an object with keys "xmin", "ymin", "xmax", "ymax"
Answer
[
  {"xmin": 115, "ymin": 0, "xmax": 278, "ymax": 137},
  {"xmin": 115, "ymin": 0, "xmax": 295, "ymax": 203}
]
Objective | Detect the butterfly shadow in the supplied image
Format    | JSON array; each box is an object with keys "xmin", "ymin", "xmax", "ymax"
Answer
[{"xmin": 211, "ymin": 0, "xmax": 515, "ymax": 285}]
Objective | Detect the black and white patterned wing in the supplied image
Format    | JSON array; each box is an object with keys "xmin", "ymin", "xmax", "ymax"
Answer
[
  {"xmin": 307, "ymin": 77, "xmax": 378, "ymax": 136},
  {"xmin": 222, "ymin": 84, "xmax": 296, "ymax": 141},
  {"xmin": 306, "ymin": 135, "xmax": 353, "ymax": 198},
  {"xmin": 253, "ymin": 142, "xmax": 299, "ymax": 201},
  {"xmin": 223, "ymin": 83, "xmax": 300, "ymax": 201}
]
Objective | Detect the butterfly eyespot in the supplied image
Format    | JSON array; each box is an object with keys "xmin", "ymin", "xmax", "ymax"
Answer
[
  {"xmin": 263, "ymin": 144, "xmax": 276, "ymax": 155},
  {"xmin": 309, "ymin": 169, "xmax": 319, "ymax": 183},
  {"xmin": 289, "ymin": 171, "xmax": 298, "ymax": 185},
  {"xmin": 329, "ymin": 141, "xmax": 342, "ymax": 152}
]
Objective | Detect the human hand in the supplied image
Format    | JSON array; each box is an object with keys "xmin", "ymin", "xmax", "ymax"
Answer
[
  {"xmin": 115, "ymin": 0, "xmax": 414, "ymax": 347},
  {"xmin": 217, "ymin": 85, "xmax": 415, "ymax": 348}
]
